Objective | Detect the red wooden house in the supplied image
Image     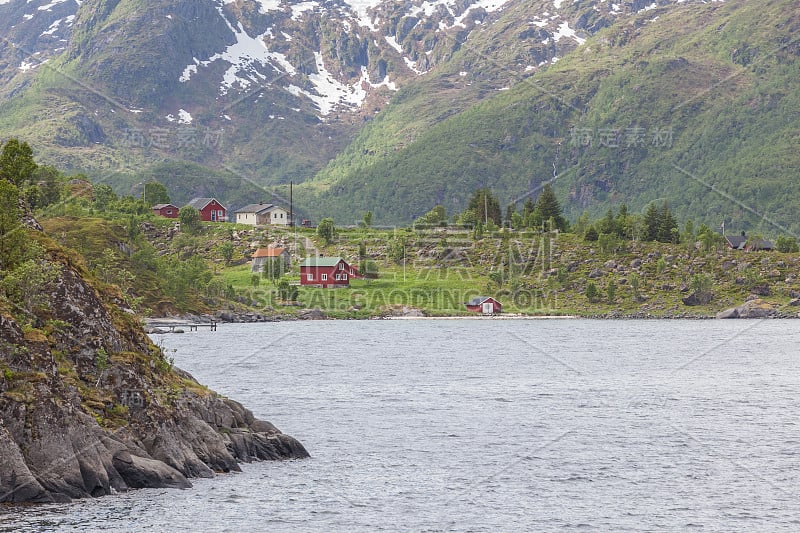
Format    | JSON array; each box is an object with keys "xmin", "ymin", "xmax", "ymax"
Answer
[
  {"xmin": 466, "ymin": 296, "xmax": 502, "ymax": 315},
  {"xmin": 300, "ymin": 257, "xmax": 360, "ymax": 288},
  {"xmin": 185, "ymin": 197, "xmax": 227, "ymax": 222},
  {"xmin": 152, "ymin": 203, "xmax": 179, "ymax": 218}
]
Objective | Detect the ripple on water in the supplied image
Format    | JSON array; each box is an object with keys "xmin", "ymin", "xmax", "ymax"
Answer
[{"xmin": 3, "ymin": 319, "xmax": 800, "ymax": 532}]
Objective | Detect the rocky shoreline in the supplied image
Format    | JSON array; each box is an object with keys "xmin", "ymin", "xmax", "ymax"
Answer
[
  {"xmin": 0, "ymin": 375, "xmax": 309, "ymax": 503},
  {"xmin": 1, "ymin": 224, "xmax": 308, "ymax": 504},
  {"xmin": 144, "ymin": 300, "xmax": 800, "ymax": 332}
]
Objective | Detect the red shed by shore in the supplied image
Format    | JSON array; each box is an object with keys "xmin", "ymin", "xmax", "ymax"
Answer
[
  {"xmin": 300, "ymin": 257, "xmax": 360, "ymax": 288},
  {"xmin": 466, "ymin": 296, "xmax": 502, "ymax": 315},
  {"xmin": 185, "ymin": 197, "xmax": 227, "ymax": 222},
  {"xmin": 152, "ymin": 203, "xmax": 179, "ymax": 218}
]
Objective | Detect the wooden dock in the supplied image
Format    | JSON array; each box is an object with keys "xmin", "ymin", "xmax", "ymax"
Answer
[{"xmin": 146, "ymin": 319, "xmax": 218, "ymax": 333}]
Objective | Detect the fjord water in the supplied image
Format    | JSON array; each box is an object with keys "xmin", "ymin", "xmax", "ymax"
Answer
[{"xmin": 3, "ymin": 319, "xmax": 800, "ymax": 532}]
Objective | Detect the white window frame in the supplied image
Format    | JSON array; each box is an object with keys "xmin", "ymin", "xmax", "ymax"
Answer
[
  {"xmin": 307, "ymin": 273, "xmax": 314, "ymax": 281},
  {"xmin": 321, "ymin": 273, "xmax": 328, "ymax": 281}
]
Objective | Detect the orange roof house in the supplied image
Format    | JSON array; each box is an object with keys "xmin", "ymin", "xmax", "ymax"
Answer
[{"xmin": 251, "ymin": 247, "xmax": 291, "ymax": 272}]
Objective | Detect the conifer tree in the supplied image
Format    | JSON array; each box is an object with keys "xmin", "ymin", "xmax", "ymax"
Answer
[
  {"xmin": 535, "ymin": 184, "xmax": 567, "ymax": 231},
  {"xmin": 504, "ymin": 203, "xmax": 516, "ymax": 228},
  {"xmin": 522, "ymin": 197, "xmax": 536, "ymax": 219},
  {"xmin": 467, "ymin": 188, "xmax": 501, "ymax": 226},
  {"xmin": 643, "ymin": 202, "xmax": 661, "ymax": 241},
  {"xmin": 657, "ymin": 203, "xmax": 679, "ymax": 243}
]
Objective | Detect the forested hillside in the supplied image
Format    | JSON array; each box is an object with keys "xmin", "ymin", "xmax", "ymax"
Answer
[{"xmin": 298, "ymin": 0, "xmax": 800, "ymax": 232}]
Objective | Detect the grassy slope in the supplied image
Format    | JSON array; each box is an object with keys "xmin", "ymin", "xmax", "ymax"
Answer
[
  {"xmin": 217, "ymin": 225, "xmax": 800, "ymax": 319},
  {"xmin": 38, "ymin": 216, "xmax": 187, "ymax": 314},
  {"xmin": 36, "ymin": 212, "xmax": 800, "ymax": 319},
  {"xmin": 298, "ymin": 0, "xmax": 800, "ymax": 233}
]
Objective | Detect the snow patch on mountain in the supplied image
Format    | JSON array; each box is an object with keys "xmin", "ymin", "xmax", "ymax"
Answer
[
  {"xmin": 38, "ymin": 0, "xmax": 71, "ymax": 11},
  {"xmin": 166, "ymin": 109, "xmax": 193, "ymax": 124},
  {"xmin": 253, "ymin": 0, "xmax": 282, "ymax": 12},
  {"xmin": 344, "ymin": 0, "xmax": 382, "ymax": 18},
  {"xmin": 364, "ymin": 67, "xmax": 397, "ymax": 91},
  {"xmin": 452, "ymin": 0, "xmax": 509, "ymax": 27},
  {"xmin": 290, "ymin": 1, "xmax": 318, "ymax": 21},
  {"xmin": 384, "ymin": 35, "xmax": 403, "ymax": 54},
  {"xmin": 41, "ymin": 18, "xmax": 63, "ymax": 36},
  {"xmin": 287, "ymin": 52, "xmax": 368, "ymax": 115},
  {"xmin": 405, "ymin": 0, "xmax": 510, "ymax": 31},
  {"xmin": 404, "ymin": 56, "xmax": 424, "ymax": 75},
  {"xmin": 179, "ymin": 4, "xmax": 297, "ymax": 94},
  {"xmin": 552, "ymin": 21, "xmax": 585, "ymax": 45},
  {"xmin": 35, "ymin": 0, "xmax": 698, "ymax": 120},
  {"xmin": 344, "ymin": 0, "xmax": 381, "ymax": 29}
]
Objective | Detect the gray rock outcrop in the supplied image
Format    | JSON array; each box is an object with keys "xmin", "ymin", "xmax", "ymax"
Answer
[
  {"xmin": 1, "ymin": 233, "xmax": 308, "ymax": 504},
  {"xmin": 716, "ymin": 298, "xmax": 777, "ymax": 319}
]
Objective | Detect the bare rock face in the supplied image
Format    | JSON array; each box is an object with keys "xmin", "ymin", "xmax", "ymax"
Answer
[
  {"xmin": 112, "ymin": 451, "xmax": 191, "ymax": 490},
  {"xmin": 682, "ymin": 291, "xmax": 713, "ymax": 306},
  {"xmin": 0, "ymin": 426, "xmax": 51, "ymax": 503},
  {"xmin": 716, "ymin": 298, "xmax": 777, "ymax": 319},
  {"xmin": 0, "ymin": 234, "xmax": 308, "ymax": 504}
]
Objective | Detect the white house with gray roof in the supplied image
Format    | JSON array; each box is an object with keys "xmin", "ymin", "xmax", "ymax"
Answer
[{"xmin": 235, "ymin": 203, "xmax": 290, "ymax": 226}]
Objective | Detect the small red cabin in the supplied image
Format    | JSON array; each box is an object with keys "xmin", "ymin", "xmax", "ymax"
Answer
[
  {"xmin": 185, "ymin": 197, "xmax": 227, "ymax": 222},
  {"xmin": 300, "ymin": 257, "xmax": 360, "ymax": 288},
  {"xmin": 466, "ymin": 296, "xmax": 502, "ymax": 315},
  {"xmin": 152, "ymin": 203, "xmax": 179, "ymax": 218}
]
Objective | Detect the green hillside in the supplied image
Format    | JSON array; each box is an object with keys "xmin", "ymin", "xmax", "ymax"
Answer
[
  {"xmin": 0, "ymin": 0, "xmax": 354, "ymax": 192},
  {"xmin": 299, "ymin": 0, "xmax": 800, "ymax": 234}
]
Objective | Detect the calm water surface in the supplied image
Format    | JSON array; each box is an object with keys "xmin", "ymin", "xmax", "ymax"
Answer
[{"xmin": 2, "ymin": 319, "xmax": 800, "ymax": 532}]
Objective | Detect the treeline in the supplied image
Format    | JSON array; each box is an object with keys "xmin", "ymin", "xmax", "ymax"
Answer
[
  {"xmin": 415, "ymin": 184, "xmax": 568, "ymax": 233},
  {"xmin": 413, "ymin": 183, "xmax": 799, "ymax": 252},
  {"xmin": 0, "ymin": 139, "xmax": 69, "ymax": 319},
  {"xmin": 0, "ymin": 138, "xmax": 226, "ymax": 314}
]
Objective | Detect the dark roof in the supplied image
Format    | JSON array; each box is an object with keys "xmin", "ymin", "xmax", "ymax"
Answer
[
  {"xmin": 749, "ymin": 238, "xmax": 774, "ymax": 250},
  {"xmin": 186, "ymin": 198, "xmax": 224, "ymax": 210},
  {"xmin": 235, "ymin": 203, "xmax": 285, "ymax": 214},
  {"xmin": 725, "ymin": 235, "xmax": 774, "ymax": 250},
  {"xmin": 466, "ymin": 296, "xmax": 500, "ymax": 306},
  {"xmin": 724, "ymin": 235, "xmax": 747, "ymax": 249}
]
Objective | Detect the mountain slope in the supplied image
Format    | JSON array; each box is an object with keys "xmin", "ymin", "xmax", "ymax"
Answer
[
  {"xmin": 297, "ymin": 0, "xmax": 800, "ymax": 233},
  {"xmin": 1, "ymin": 0, "xmax": 797, "ymax": 232},
  {"xmin": 0, "ymin": 0, "xmax": 560, "ymax": 199}
]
